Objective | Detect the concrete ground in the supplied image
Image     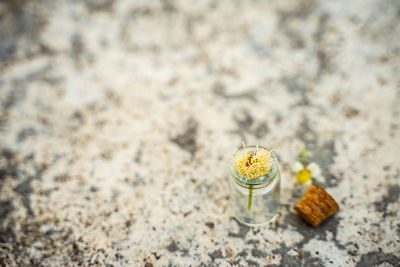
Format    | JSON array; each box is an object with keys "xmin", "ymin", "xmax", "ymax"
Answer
[{"xmin": 0, "ymin": 0, "xmax": 399, "ymax": 266}]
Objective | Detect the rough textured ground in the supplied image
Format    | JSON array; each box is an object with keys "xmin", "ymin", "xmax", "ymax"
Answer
[{"xmin": 0, "ymin": 0, "xmax": 399, "ymax": 266}]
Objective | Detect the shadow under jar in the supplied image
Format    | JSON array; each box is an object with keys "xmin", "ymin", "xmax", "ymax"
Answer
[{"xmin": 229, "ymin": 146, "xmax": 281, "ymax": 226}]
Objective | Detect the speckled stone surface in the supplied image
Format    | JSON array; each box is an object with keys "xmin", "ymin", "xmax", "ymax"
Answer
[{"xmin": 1, "ymin": 0, "xmax": 399, "ymax": 266}]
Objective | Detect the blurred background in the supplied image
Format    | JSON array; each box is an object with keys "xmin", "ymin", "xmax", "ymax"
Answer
[{"xmin": 0, "ymin": 0, "xmax": 399, "ymax": 266}]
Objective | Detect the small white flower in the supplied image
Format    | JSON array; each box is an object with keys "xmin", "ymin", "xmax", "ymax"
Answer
[{"xmin": 292, "ymin": 161, "xmax": 322, "ymax": 185}]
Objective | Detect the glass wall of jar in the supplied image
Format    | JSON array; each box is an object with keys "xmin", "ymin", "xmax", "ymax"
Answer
[{"xmin": 229, "ymin": 146, "xmax": 281, "ymax": 226}]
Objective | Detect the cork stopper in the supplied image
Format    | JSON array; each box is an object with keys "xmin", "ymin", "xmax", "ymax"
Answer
[{"xmin": 295, "ymin": 184, "xmax": 339, "ymax": 226}]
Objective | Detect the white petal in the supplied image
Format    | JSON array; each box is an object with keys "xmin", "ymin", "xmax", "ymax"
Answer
[
  {"xmin": 291, "ymin": 161, "xmax": 303, "ymax": 172},
  {"xmin": 303, "ymin": 178, "xmax": 312, "ymax": 187},
  {"xmin": 308, "ymin": 162, "xmax": 321, "ymax": 178}
]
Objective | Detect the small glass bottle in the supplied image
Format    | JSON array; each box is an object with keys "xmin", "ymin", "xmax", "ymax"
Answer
[{"xmin": 229, "ymin": 145, "xmax": 281, "ymax": 226}]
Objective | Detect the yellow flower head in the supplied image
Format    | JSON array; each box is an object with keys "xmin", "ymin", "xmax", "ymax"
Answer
[
  {"xmin": 296, "ymin": 169, "xmax": 311, "ymax": 184},
  {"xmin": 234, "ymin": 148, "xmax": 273, "ymax": 179}
]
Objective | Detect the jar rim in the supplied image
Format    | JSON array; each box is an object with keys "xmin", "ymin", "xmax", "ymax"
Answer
[{"xmin": 230, "ymin": 145, "xmax": 279, "ymax": 189}]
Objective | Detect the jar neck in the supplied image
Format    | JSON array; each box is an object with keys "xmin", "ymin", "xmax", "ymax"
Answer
[{"xmin": 230, "ymin": 146, "xmax": 279, "ymax": 189}]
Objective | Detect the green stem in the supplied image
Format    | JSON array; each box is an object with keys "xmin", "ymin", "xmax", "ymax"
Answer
[
  {"xmin": 248, "ymin": 185, "xmax": 253, "ymax": 211},
  {"xmin": 300, "ymin": 147, "xmax": 309, "ymax": 165}
]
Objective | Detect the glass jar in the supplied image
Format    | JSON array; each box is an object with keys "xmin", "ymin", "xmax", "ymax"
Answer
[{"xmin": 229, "ymin": 145, "xmax": 281, "ymax": 226}]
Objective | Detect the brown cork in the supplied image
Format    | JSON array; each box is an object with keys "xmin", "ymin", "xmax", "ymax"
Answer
[{"xmin": 296, "ymin": 184, "xmax": 339, "ymax": 226}]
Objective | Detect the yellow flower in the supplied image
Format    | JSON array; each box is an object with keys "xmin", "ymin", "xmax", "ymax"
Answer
[
  {"xmin": 292, "ymin": 161, "xmax": 321, "ymax": 185},
  {"xmin": 234, "ymin": 148, "xmax": 272, "ymax": 179}
]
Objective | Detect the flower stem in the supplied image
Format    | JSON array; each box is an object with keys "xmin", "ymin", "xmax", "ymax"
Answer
[
  {"xmin": 248, "ymin": 185, "xmax": 253, "ymax": 210},
  {"xmin": 300, "ymin": 147, "xmax": 309, "ymax": 165}
]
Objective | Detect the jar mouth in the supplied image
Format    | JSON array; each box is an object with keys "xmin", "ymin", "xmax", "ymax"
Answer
[{"xmin": 230, "ymin": 145, "xmax": 278, "ymax": 189}]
